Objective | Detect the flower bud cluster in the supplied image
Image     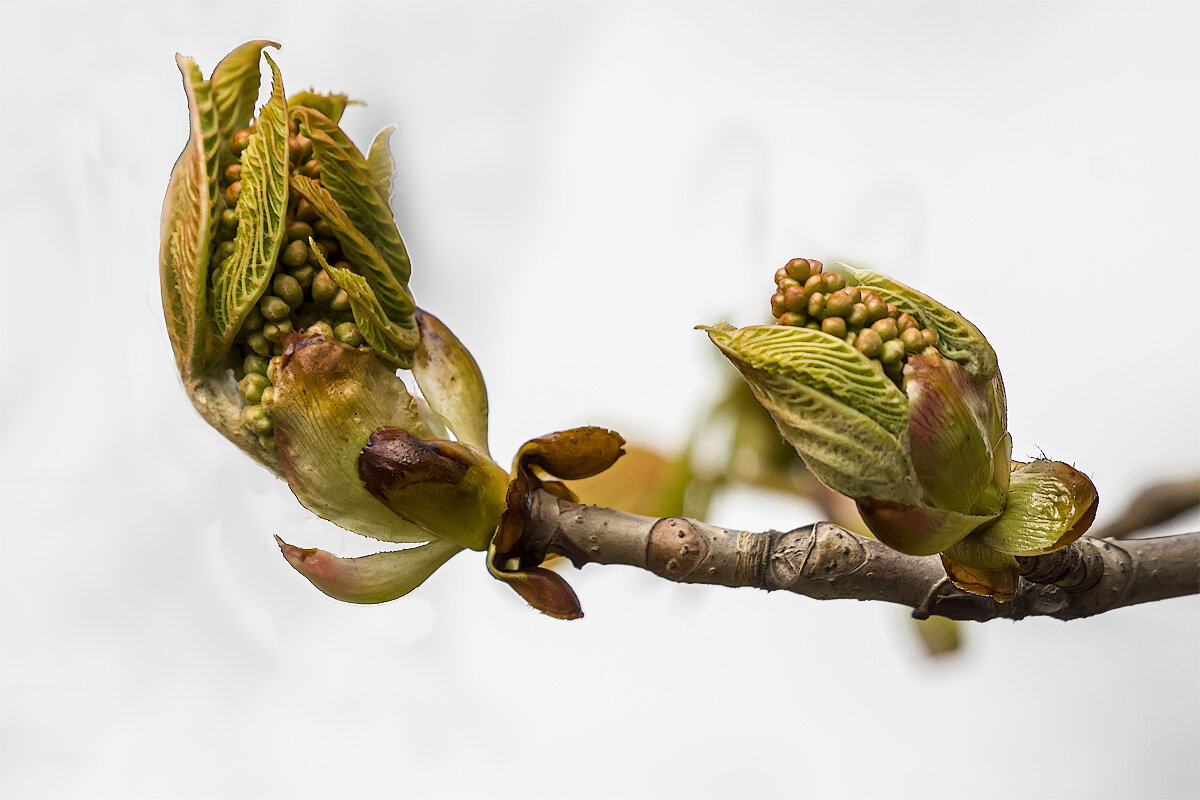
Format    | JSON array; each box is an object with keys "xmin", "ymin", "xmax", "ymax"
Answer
[
  {"xmin": 771, "ymin": 258, "xmax": 939, "ymax": 383},
  {"xmin": 215, "ymin": 119, "xmax": 368, "ymax": 447}
]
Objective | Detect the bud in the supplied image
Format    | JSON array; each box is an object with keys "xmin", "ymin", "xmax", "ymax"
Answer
[
  {"xmin": 160, "ymin": 43, "xmax": 517, "ymax": 605},
  {"xmin": 704, "ymin": 260, "xmax": 1099, "ymax": 598}
]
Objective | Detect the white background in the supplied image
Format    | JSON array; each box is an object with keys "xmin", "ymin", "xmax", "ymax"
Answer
[{"xmin": 2, "ymin": 2, "xmax": 1198, "ymax": 798}]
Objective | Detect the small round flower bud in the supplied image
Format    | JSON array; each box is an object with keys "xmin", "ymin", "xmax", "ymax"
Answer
[
  {"xmin": 847, "ymin": 303, "xmax": 869, "ymax": 329},
  {"xmin": 880, "ymin": 338, "xmax": 906, "ymax": 365},
  {"xmin": 871, "ymin": 317, "xmax": 899, "ymax": 342},
  {"xmin": 219, "ymin": 208, "xmax": 239, "ymax": 233},
  {"xmin": 299, "ymin": 160, "xmax": 322, "ymax": 179},
  {"xmin": 288, "ymin": 264, "xmax": 315, "ymax": 290},
  {"xmin": 844, "ymin": 286, "xmax": 861, "ymax": 304},
  {"xmin": 296, "ymin": 198, "xmax": 319, "ymax": 223},
  {"xmin": 824, "ymin": 289, "xmax": 853, "ymax": 318},
  {"xmin": 313, "ymin": 219, "xmax": 336, "ymax": 239},
  {"xmin": 215, "ymin": 240, "xmax": 235, "ymax": 262},
  {"xmin": 263, "ymin": 319, "xmax": 294, "ymax": 343},
  {"xmin": 305, "ymin": 321, "xmax": 335, "ymax": 337},
  {"xmin": 778, "ymin": 311, "xmax": 807, "ymax": 327},
  {"xmin": 260, "ymin": 295, "xmax": 292, "ymax": 322},
  {"xmin": 922, "ymin": 328, "xmax": 939, "ymax": 347},
  {"xmin": 856, "ymin": 328, "xmax": 883, "ymax": 358},
  {"xmin": 804, "ymin": 274, "xmax": 824, "ymax": 293},
  {"xmin": 280, "ymin": 239, "xmax": 309, "ymax": 269},
  {"xmin": 822, "ymin": 272, "xmax": 845, "ymax": 293},
  {"xmin": 806, "ymin": 292, "xmax": 826, "ymax": 317},
  {"xmin": 245, "ymin": 330, "xmax": 272, "ymax": 357},
  {"xmin": 333, "ymin": 321, "xmax": 365, "ymax": 346},
  {"xmin": 238, "ymin": 372, "xmax": 271, "ymax": 404},
  {"xmin": 285, "ymin": 220, "xmax": 314, "ymax": 242},
  {"xmin": 330, "ymin": 289, "xmax": 351, "ymax": 312},
  {"xmin": 288, "ymin": 135, "xmax": 313, "ymax": 164},
  {"xmin": 784, "ymin": 285, "xmax": 807, "ymax": 312},
  {"xmin": 900, "ymin": 326, "xmax": 925, "ymax": 353},
  {"xmin": 775, "ymin": 267, "xmax": 791, "ymax": 285},
  {"xmin": 886, "ymin": 303, "xmax": 899, "ymax": 318},
  {"xmin": 242, "ymin": 305, "xmax": 265, "ymax": 332},
  {"xmin": 225, "ymin": 181, "xmax": 242, "ymax": 206},
  {"xmin": 223, "ymin": 164, "xmax": 242, "ymax": 184},
  {"xmin": 784, "ymin": 258, "xmax": 812, "ymax": 282},
  {"xmin": 865, "ymin": 295, "xmax": 889, "ymax": 323},
  {"xmin": 273, "ymin": 274, "xmax": 304, "ymax": 309},
  {"xmin": 808, "ymin": 259, "xmax": 824, "ymax": 274},
  {"xmin": 231, "ymin": 128, "xmax": 251, "ymax": 154},
  {"xmin": 259, "ymin": 386, "xmax": 275, "ymax": 407},
  {"xmin": 244, "ymin": 353, "xmax": 270, "ymax": 376},
  {"xmin": 770, "ymin": 292, "xmax": 787, "ymax": 318},
  {"xmin": 311, "ymin": 270, "xmax": 338, "ymax": 305},
  {"xmin": 241, "ymin": 404, "xmax": 273, "ymax": 435},
  {"xmin": 821, "ymin": 317, "xmax": 847, "ymax": 338},
  {"xmin": 896, "ymin": 312, "xmax": 917, "ymax": 332}
]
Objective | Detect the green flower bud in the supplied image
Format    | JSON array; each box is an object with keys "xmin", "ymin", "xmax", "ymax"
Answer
[
  {"xmin": 280, "ymin": 238, "xmax": 309, "ymax": 268},
  {"xmin": 259, "ymin": 294, "xmax": 291, "ymax": 322},
  {"xmin": 238, "ymin": 372, "xmax": 271, "ymax": 404},
  {"xmin": 288, "ymin": 264, "xmax": 315, "ymax": 290},
  {"xmin": 702, "ymin": 262, "xmax": 1098, "ymax": 597},
  {"xmin": 244, "ymin": 352, "xmax": 270, "ymax": 376},
  {"xmin": 285, "ymin": 220, "xmax": 314, "ymax": 242},
  {"xmin": 263, "ymin": 319, "xmax": 294, "ymax": 343},
  {"xmin": 311, "ymin": 269, "xmax": 338, "ymax": 304},
  {"xmin": 245, "ymin": 330, "xmax": 272, "ymax": 356},
  {"xmin": 333, "ymin": 321, "xmax": 364, "ymax": 346},
  {"xmin": 241, "ymin": 403, "xmax": 273, "ymax": 435},
  {"xmin": 273, "ymin": 273, "xmax": 304, "ymax": 309}
]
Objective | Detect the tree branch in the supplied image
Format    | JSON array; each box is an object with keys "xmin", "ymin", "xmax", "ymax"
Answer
[{"xmin": 520, "ymin": 490, "xmax": 1200, "ymax": 621}]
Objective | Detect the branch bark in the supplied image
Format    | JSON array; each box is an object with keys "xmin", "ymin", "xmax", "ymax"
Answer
[{"xmin": 520, "ymin": 490, "xmax": 1200, "ymax": 621}]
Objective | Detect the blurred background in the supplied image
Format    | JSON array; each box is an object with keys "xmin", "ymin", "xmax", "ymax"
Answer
[{"xmin": 2, "ymin": 2, "xmax": 1198, "ymax": 798}]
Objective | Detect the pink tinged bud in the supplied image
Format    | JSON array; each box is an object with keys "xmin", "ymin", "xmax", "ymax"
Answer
[
  {"xmin": 903, "ymin": 353, "xmax": 1008, "ymax": 517},
  {"xmin": 274, "ymin": 536, "xmax": 461, "ymax": 604},
  {"xmin": 856, "ymin": 499, "xmax": 996, "ymax": 557}
]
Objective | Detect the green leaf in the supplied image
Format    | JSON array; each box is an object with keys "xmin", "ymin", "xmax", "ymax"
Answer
[
  {"xmin": 211, "ymin": 52, "xmax": 289, "ymax": 355},
  {"xmin": 210, "ymin": 40, "xmax": 280, "ymax": 169},
  {"xmin": 309, "ymin": 242, "xmax": 419, "ymax": 369},
  {"xmin": 704, "ymin": 324, "xmax": 909, "ymax": 436},
  {"xmin": 293, "ymin": 107, "xmax": 412, "ymax": 284},
  {"xmin": 366, "ymin": 124, "xmax": 398, "ymax": 207},
  {"xmin": 287, "ymin": 90, "xmax": 352, "ymax": 124},
  {"xmin": 832, "ymin": 263, "xmax": 999, "ymax": 381},
  {"xmin": 160, "ymin": 55, "xmax": 221, "ymax": 380},
  {"xmin": 705, "ymin": 325, "xmax": 922, "ymax": 505},
  {"xmin": 275, "ymin": 536, "xmax": 461, "ymax": 604},
  {"xmin": 290, "ymin": 174, "xmax": 416, "ymax": 326}
]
